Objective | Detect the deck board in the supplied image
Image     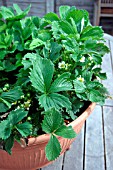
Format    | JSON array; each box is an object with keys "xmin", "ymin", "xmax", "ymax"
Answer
[
  {"xmin": 84, "ymin": 105, "xmax": 105, "ymax": 170},
  {"xmin": 110, "ymin": 40, "xmax": 113, "ymax": 74},
  {"xmin": 41, "ymin": 155, "xmax": 63, "ymax": 170},
  {"xmin": 63, "ymin": 127, "xmax": 85, "ymax": 170},
  {"xmin": 103, "ymin": 106, "xmax": 113, "ymax": 170}
]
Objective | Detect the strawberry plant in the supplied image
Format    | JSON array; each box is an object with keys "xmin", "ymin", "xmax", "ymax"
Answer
[{"xmin": 0, "ymin": 4, "xmax": 109, "ymax": 161}]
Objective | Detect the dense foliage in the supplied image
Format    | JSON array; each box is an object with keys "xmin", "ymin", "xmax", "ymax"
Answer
[{"xmin": 0, "ymin": 4, "xmax": 109, "ymax": 160}]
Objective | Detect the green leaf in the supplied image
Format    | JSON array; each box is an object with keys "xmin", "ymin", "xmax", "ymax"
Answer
[
  {"xmin": 7, "ymin": 108, "xmax": 28, "ymax": 125},
  {"xmin": 0, "ymin": 109, "xmax": 28, "ymax": 141},
  {"xmin": 45, "ymin": 135, "xmax": 61, "ymax": 161},
  {"xmin": 30, "ymin": 57, "xmax": 54, "ymax": 93},
  {"xmin": 62, "ymin": 37, "xmax": 79, "ymax": 53},
  {"xmin": 0, "ymin": 51, "xmax": 6, "ymax": 60},
  {"xmin": 71, "ymin": 99, "xmax": 84, "ymax": 115},
  {"xmin": 59, "ymin": 6, "xmax": 70, "ymax": 19},
  {"xmin": 32, "ymin": 16, "xmax": 40, "ymax": 28},
  {"xmin": 76, "ymin": 93, "xmax": 88, "ymax": 100},
  {"xmin": 70, "ymin": 10, "xmax": 85, "ymax": 33},
  {"xmin": 49, "ymin": 42, "xmax": 62, "ymax": 62},
  {"xmin": 1, "ymin": 6, "xmax": 14, "ymax": 20},
  {"xmin": 0, "ymin": 120, "xmax": 11, "ymax": 140},
  {"xmin": 55, "ymin": 125, "xmax": 76, "ymax": 139},
  {"xmin": 13, "ymin": 4, "xmax": 22, "ymax": 14},
  {"xmin": 88, "ymin": 89, "xmax": 104, "ymax": 103},
  {"xmin": 49, "ymin": 72, "xmax": 72, "ymax": 93},
  {"xmin": 42, "ymin": 108, "xmax": 62, "ymax": 133},
  {"xmin": 73, "ymin": 80, "xmax": 86, "ymax": 93},
  {"xmin": 16, "ymin": 122, "xmax": 32, "ymax": 137},
  {"xmin": 22, "ymin": 26, "xmax": 32, "ymax": 40},
  {"xmin": 97, "ymin": 73, "xmax": 107, "ymax": 80},
  {"xmin": 7, "ymin": 5, "xmax": 31, "ymax": 20},
  {"xmin": 0, "ymin": 23, "xmax": 7, "ymax": 32},
  {"xmin": 39, "ymin": 93, "xmax": 72, "ymax": 111},
  {"xmin": 87, "ymin": 81, "xmax": 102, "ymax": 89},
  {"xmin": 44, "ymin": 12, "xmax": 59, "ymax": 22},
  {"xmin": 98, "ymin": 86, "xmax": 108, "ymax": 96},
  {"xmin": 38, "ymin": 30, "xmax": 52, "ymax": 42},
  {"xmin": 22, "ymin": 53, "xmax": 39, "ymax": 70},
  {"xmin": 51, "ymin": 21, "xmax": 60, "ymax": 39},
  {"xmin": 0, "ymin": 102, "xmax": 8, "ymax": 113},
  {"xmin": 29, "ymin": 38, "xmax": 45, "ymax": 50},
  {"xmin": 88, "ymin": 43, "xmax": 109, "ymax": 55},
  {"xmin": 1, "ymin": 86, "xmax": 23, "ymax": 103},
  {"xmin": 5, "ymin": 135, "xmax": 14, "ymax": 155},
  {"xmin": 93, "ymin": 55, "xmax": 102, "ymax": 64},
  {"xmin": 65, "ymin": 8, "xmax": 85, "ymax": 33},
  {"xmin": 0, "ymin": 97, "xmax": 11, "ymax": 108},
  {"xmin": 3, "ymin": 59, "xmax": 17, "ymax": 72},
  {"xmin": 0, "ymin": 87, "xmax": 23, "ymax": 112},
  {"xmin": 81, "ymin": 26, "xmax": 104, "ymax": 40},
  {"xmin": 13, "ymin": 30, "xmax": 24, "ymax": 51},
  {"xmin": 92, "ymin": 68, "xmax": 101, "ymax": 73},
  {"xmin": 82, "ymin": 71, "xmax": 92, "ymax": 82},
  {"xmin": 70, "ymin": 17, "xmax": 78, "ymax": 34},
  {"xmin": 67, "ymin": 110, "xmax": 77, "ymax": 120},
  {"xmin": 59, "ymin": 21, "xmax": 75, "ymax": 34}
]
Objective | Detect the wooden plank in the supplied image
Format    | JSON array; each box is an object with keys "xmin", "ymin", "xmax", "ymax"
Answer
[
  {"xmin": 101, "ymin": 14, "xmax": 113, "ymax": 17},
  {"xmin": 101, "ymin": 39, "xmax": 113, "ymax": 106},
  {"xmin": 84, "ymin": 105, "xmax": 105, "ymax": 170},
  {"xmin": 41, "ymin": 155, "xmax": 63, "ymax": 170},
  {"xmin": 0, "ymin": 1, "xmax": 3, "ymax": 6},
  {"xmin": 109, "ymin": 40, "xmax": 113, "ymax": 74},
  {"xmin": 46, "ymin": 0, "xmax": 54, "ymax": 13},
  {"xmin": 6, "ymin": 2, "xmax": 46, "ymax": 8},
  {"xmin": 56, "ymin": 0, "xmax": 94, "ymax": 5},
  {"xmin": 63, "ymin": 126, "xmax": 84, "ymax": 170},
  {"xmin": 101, "ymin": 3, "xmax": 113, "ymax": 7},
  {"xmin": 6, "ymin": 0, "xmax": 45, "ymax": 3},
  {"xmin": 103, "ymin": 106, "xmax": 113, "ymax": 170},
  {"xmin": 1, "ymin": 0, "xmax": 7, "ymax": 6}
]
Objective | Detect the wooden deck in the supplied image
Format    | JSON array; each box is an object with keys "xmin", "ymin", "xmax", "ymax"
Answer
[{"xmin": 40, "ymin": 34, "xmax": 113, "ymax": 170}]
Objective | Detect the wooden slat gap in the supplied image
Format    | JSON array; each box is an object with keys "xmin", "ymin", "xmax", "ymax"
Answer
[
  {"xmin": 61, "ymin": 153, "xmax": 66, "ymax": 170},
  {"xmin": 101, "ymin": 106, "xmax": 107, "ymax": 170},
  {"xmin": 83, "ymin": 121, "xmax": 86, "ymax": 170},
  {"xmin": 109, "ymin": 41, "xmax": 113, "ymax": 75}
]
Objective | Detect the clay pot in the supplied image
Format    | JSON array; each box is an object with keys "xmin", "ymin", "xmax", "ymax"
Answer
[{"xmin": 0, "ymin": 103, "xmax": 96, "ymax": 170}]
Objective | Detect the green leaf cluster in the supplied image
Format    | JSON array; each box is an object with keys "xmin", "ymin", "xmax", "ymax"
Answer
[
  {"xmin": 0, "ymin": 108, "xmax": 32, "ymax": 154},
  {"xmin": 42, "ymin": 108, "xmax": 76, "ymax": 160},
  {"xmin": 0, "ymin": 87, "xmax": 23, "ymax": 113}
]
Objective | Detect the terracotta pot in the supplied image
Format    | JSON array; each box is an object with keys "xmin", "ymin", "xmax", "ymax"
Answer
[{"xmin": 0, "ymin": 102, "xmax": 96, "ymax": 170}]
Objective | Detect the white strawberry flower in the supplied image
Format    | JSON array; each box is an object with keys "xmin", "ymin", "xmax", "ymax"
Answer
[
  {"xmin": 58, "ymin": 61, "xmax": 66, "ymax": 69},
  {"xmin": 80, "ymin": 56, "xmax": 85, "ymax": 62},
  {"xmin": 77, "ymin": 76, "xmax": 84, "ymax": 82}
]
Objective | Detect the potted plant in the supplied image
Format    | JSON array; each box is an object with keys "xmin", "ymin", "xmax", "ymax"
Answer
[{"xmin": 0, "ymin": 4, "xmax": 109, "ymax": 170}]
